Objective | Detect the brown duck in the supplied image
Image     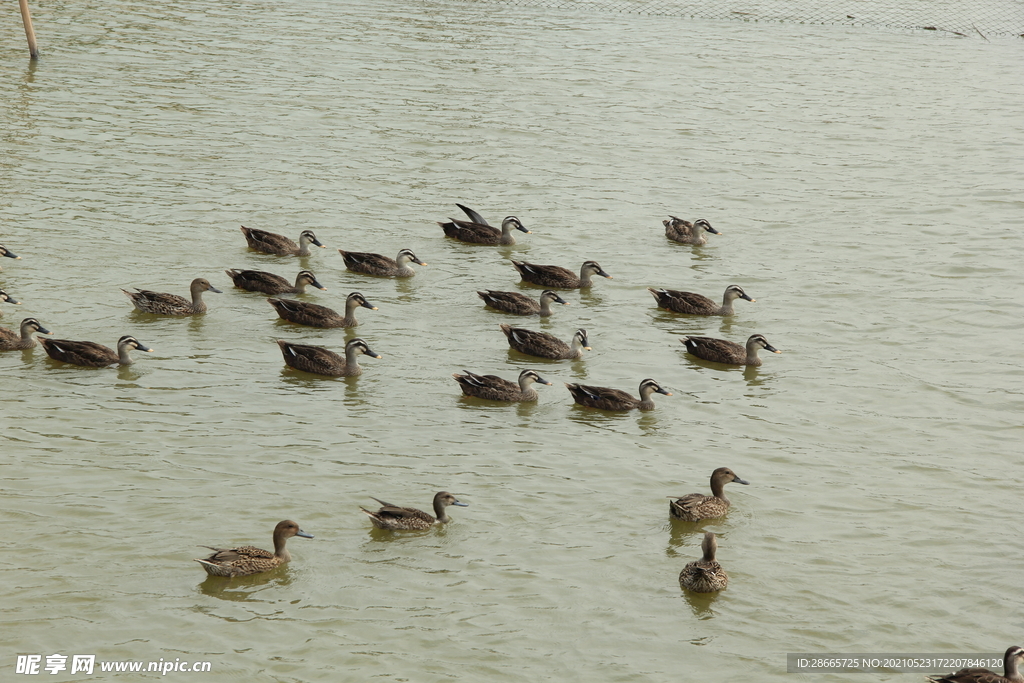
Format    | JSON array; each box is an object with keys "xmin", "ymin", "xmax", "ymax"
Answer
[
  {"xmin": 669, "ymin": 467, "xmax": 750, "ymax": 522},
  {"xmin": 361, "ymin": 492, "xmax": 469, "ymax": 531},
  {"xmin": 679, "ymin": 532, "xmax": 728, "ymax": 593},
  {"xmin": 195, "ymin": 520, "xmax": 313, "ymax": 577}
]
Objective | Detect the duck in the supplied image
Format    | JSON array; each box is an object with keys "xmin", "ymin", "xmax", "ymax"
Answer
[
  {"xmin": 439, "ymin": 214, "xmax": 529, "ymax": 245},
  {"xmin": 339, "ymin": 248, "xmax": 426, "ymax": 277},
  {"xmin": 500, "ymin": 324, "xmax": 590, "ymax": 360},
  {"xmin": 565, "ymin": 378, "xmax": 672, "ymax": 411},
  {"xmin": 663, "ymin": 217, "xmax": 721, "ymax": 245},
  {"xmin": 511, "ymin": 259, "xmax": 611, "ymax": 289},
  {"xmin": 0, "ymin": 289, "xmax": 21, "ymax": 317},
  {"xmin": 225, "ymin": 269, "xmax": 326, "ymax": 295},
  {"xmin": 680, "ymin": 334, "xmax": 781, "ymax": 366},
  {"xmin": 927, "ymin": 646, "xmax": 1024, "ymax": 683},
  {"xmin": 194, "ymin": 520, "xmax": 313, "ymax": 578},
  {"xmin": 277, "ymin": 337, "xmax": 381, "ymax": 377},
  {"xmin": 648, "ymin": 284, "xmax": 754, "ymax": 316},
  {"xmin": 240, "ymin": 226, "xmax": 325, "ymax": 256},
  {"xmin": 477, "ymin": 289, "xmax": 569, "ymax": 317},
  {"xmin": 0, "ymin": 318, "xmax": 52, "ymax": 350},
  {"xmin": 453, "ymin": 369, "xmax": 552, "ymax": 401},
  {"xmin": 668, "ymin": 467, "xmax": 750, "ymax": 522},
  {"xmin": 40, "ymin": 335, "xmax": 153, "ymax": 367},
  {"xmin": 679, "ymin": 531, "xmax": 728, "ymax": 593},
  {"xmin": 268, "ymin": 292, "xmax": 376, "ymax": 328},
  {"xmin": 361, "ymin": 491, "xmax": 469, "ymax": 530},
  {"xmin": 0, "ymin": 245, "xmax": 20, "ymax": 271},
  {"xmin": 122, "ymin": 278, "xmax": 222, "ymax": 315}
]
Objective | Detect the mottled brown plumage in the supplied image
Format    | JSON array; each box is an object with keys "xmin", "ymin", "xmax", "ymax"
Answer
[
  {"xmin": 927, "ymin": 647, "xmax": 1024, "ymax": 683},
  {"xmin": 195, "ymin": 520, "xmax": 313, "ymax": 578},
  {"xmin": 500, "ymin": 324, "xmax": 590, "ymax": 360},
  {"xmin": 663, "ymin": 217, "xmax": 721, "ymax": 245},
  {"xmin": 511, "ymin": 259, "xmax": 611, "ymax": 289},
  {"xmin": 669, "ymin": 467, "xmax": 750, "ymax": 522},
  {"xmin": 648, "ymin": 285, "xmax": 754, "ymax": 316},
  {"xmin": 122, "ymin": 278, "xmax": 222, "ymax": 315},
  {"xmin": 0, "ymin": 317, "xmax": 51, "ymax": 350},
  {"xmin": 361, "ymin": 491, "xmax": 469, "ymax": 530},
  {"xmin": 240, "ymin": 226, "xmax": 325, "ymax": 256},
  {"xmin": 338, "ymin": 248, "xmax": 426, "ymax": 277},
  {"xmin": 477, "ymin": 289, "xmax": 569, "ymax": 316},
  {"xmin": 453, "ymin": 369, "xmax": 552, "ymax": 401},
  {"xmin": 680, "ymin": 334, "xmax": 781, "ymax": 366},
  {"xmin": 226, "ymin": 269, "xmax": 326, "ymax": 295},
  {"xmin": 565, "ymin": 378, "xmax": 672, "ymax": 411},
  {"xmin": 277, "ymin": 338, "xmax": 381, "ymax": 377},
  {"xmin": 41, "ymin": 335, "xmax": 153, "ymax": 367},
  {"xmin": 679, "ymin": 532, "xmax": 728, "ymax": 593},
  {"xmin": 268, "ymin": 292, "xmax": 376, "ymax": 328}
]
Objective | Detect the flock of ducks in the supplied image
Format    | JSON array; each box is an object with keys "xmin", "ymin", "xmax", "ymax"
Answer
[{"xmin": 2, "ymin": 209, "xmax": 1011, "ymax": 682}]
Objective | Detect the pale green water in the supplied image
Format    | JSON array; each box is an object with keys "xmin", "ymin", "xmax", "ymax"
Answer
[{"xmin": 2, "ymin": 1, "xmax": 1023, "ymax": 681}]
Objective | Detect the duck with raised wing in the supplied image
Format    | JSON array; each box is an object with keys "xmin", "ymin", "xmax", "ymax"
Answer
[
  {"xmin": 681, "ymin": 333, "xmax": 780, "ymax": 366},
  {"xmin": 453, "ymin": 369, "xmax": 552, "ymax": 401},
  {"xmin": 664, "ymin": 217, "xmax": 721, "ymax": 245},
  {"xmin": 0, "ymin": 318, "xmax": 51, "ymax": 350},
  {"xmin": 648, "ymin": 284, "xmax": 754, "ymax": 316},
  {"xmin": 361, "ymin": 491, "xmax": 469, "ymax": 530},
  {"xmin": 195, "ymin": 520, "xmax": 313, "ymax": 578},
  {"xmin": 0, "ymin": 245, "xmax": 20, "ymax": 271},
  {"xmin": 511, "ymin": 259, "xmax": 611, "ymax": 289},
  {"xmin": 41, "ymin": 335, "xmax": 153, "ymax": 367},
  {"xmin": 240, "ymin": 226, "xmax": 325, "ymax": 256},
  {"xmin": 566, "ymin": 378, "xmax": 672, "ymax": 411},
  {"xmin": 268, "ymin": 292, "xmax": 376, "ymax": 328},
  {"xmin": 439, "ymin": 214, "xmax": 529, "ymax": 245},
  {"xmin": 277, "ymin": 337, "xmax": 381, "ymax": 377},
  {"xmin": 122, "ymin": 278, "xmax": 222, "ymax": 315},
  {"xmin": 500, "ymin": 324, "xmax": 590, "ymax": 360},
  {"xmin": 225, "ymin": 269, "xmax": 326, "ymax": 295},
  {"xmin": 477, "ymin": 289, "xmax": 569, "ymax": 317},
  {"xmin": 669, "ymin": 467, "xmax": 750, "ymax": 522},
  {"xmin": 927, "ymin": 646, "xmax": 1024, "ymax": 683},
  {"xmin": 339, "ymin": 248, "xmax": 426, "ymax": 277},
  {"xmin": 0, "ymin": 289, "xmax": 21, "ymax": 317},
  {"xmin": 679, "ymin": 532, "xmax": 728, "ymax": 593}
]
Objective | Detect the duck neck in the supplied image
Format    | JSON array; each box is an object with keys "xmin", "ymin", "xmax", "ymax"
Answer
[
  {"xmin": 395, "ymin": 254, "xmax": 413, "ymax": 276},
  {"xmin": 345, "ymin": 344, "xmax": 361, "ymax": 368},
  {"xmin": 433, "ymin": 498, "xmax": 449, "ymax": 523},
  {"xmin": 296, "ymin": 234, "xmax": 312, "ymax": 257},
  {"xmin": 718, "ymin": 292, "xmax": 736, "ymax": 315},
  {"xmin": 518, "ymin": 376, "xmax": 538, "ymax": 400},
  {"xmin": 1005, "ymin": 652, "xmax": 1023, "ymax": 681},
  {"xmin": 190, "ymin": 285, "xmax": 206, "ymax": 311},
  {"xmin": 117, "ymin": 342, "xmax": 134, "ymax": 365},
  {"xmin": 578, "ymin": 266, "xmax": 592, "ymax": 288},
  {"xmin": 293, "ymin": 276, "xmax": 308, "ymax": 294},
  {"xmin": 569, "ymin": 335, "xmax": 585, "ymax": 358},
  {"xmin": 538, "ymin": 296, "xmax": 554, "ymax": 316},
  {"xmin": 709, "ymin": 477, "xmax": 729, "ymax": 502},
  {"xmin": 638, "ymin": 384, "xmax": 658, "ymax": 410},
  {"xmin": 273, "ymin": 533, "xmax": 292, "ymax": 562},
  {"xmin": 745, "ymin": 340, "xmax": 762, "ymax": 365},
  {"xmin": 344, "ymin": 297, "xmax": 360, "ymax": 324}
]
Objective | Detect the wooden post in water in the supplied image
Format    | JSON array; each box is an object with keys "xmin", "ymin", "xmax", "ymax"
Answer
[{"xmin": 19, "ymin": 0, "xmax": 40, "ymax": 59}]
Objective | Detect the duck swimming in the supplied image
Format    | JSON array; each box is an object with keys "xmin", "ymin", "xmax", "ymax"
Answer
[
  {"xmin": 927, "ymin": 646, "xmax": 1024, "ymax": 683},
  {"xmin": 663, "ymin": 217, "xmax": 720, "ymax": 245},
  {"xmin": 123, "ymin": 278, "xmax": 222, "ymax": 315},
  {"xmin": 0, "ymin": 317, "xmax": 51, "ymax": 350},
  {"xmin": 40, "ymin": 335, "xmax": 153, "ymax": 367},
  {"xmin": 240, "ymin": 226, "xmax": 325, "ymax": 256},
  {"xmin": 679, "ymin": 531, "xmax": 728, "ymax": 593},
  {"xmin": 453, "ymin": 369, "xmax": 552, "ymax": 401},
  {"xmin": 565, "ymin": 378, "xmax": 672, "ymax": 411},
  {"xmin": 339, "ymin": 248, "xmax": 426, "ymax": 277},
  {"xmin": 648, "ymin": 285, "xmax": 754, "ymax": 316},
  {"xmin": 680, "ymin": 334, "xmax": 780, "ymax": 366},
  {"xmin": 669, "ymin": 467, "xmax": 750, "ymax": 522},
  {"xmin": 511, "ymin": 259, "xmax": 611, "ymax": 289},
  {"xmin": 195, "ymin": 520, "xmax": 313, "ymax": 577},
  {"xmin": 361, "ymin": 491, "xmax": 469, "ymax": 530}
]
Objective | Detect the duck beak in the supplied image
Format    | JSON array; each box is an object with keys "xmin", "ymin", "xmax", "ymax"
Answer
[
  {"xmin": 733, "ymin": 477, "xmax": 751, "ymax": 485},
  {"xmin": 766, "ymin": 345, "xmax": 781, "ymax": 354},
  {"xmin": 361, "ymin": 300, "xmax": 378, "ymax": 310},
  {"xmin": 742, "ymin": 294, "xmax": 755, "ymax": 302},
  {"xmin": 5, "ymin": 297, "xmax": 21, "ymax": 305},
  {"xmin": 451, "ymin": 500, "xmax": 469, "ymax": 507},
  {"xmin": 297, "ymin": 529, "xmax": 314, "ymax": 539},
  {"xmin": 36, "ymin": 326, "xmax": 53, "ymax": 335},
  {"xmin": 136, "ymin": 343, "xmax": 154, "ymax": 353},
  {"xmin": 658, "ymin": 388, "xmax": 673, "ymax": 396},
  {"xmin": 312, "ymin": 238, "xmax": 326, "ymax": 248},
  {"xmin": 209, "ymin": 286, "xmax": 223, "ymax": 294}
]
